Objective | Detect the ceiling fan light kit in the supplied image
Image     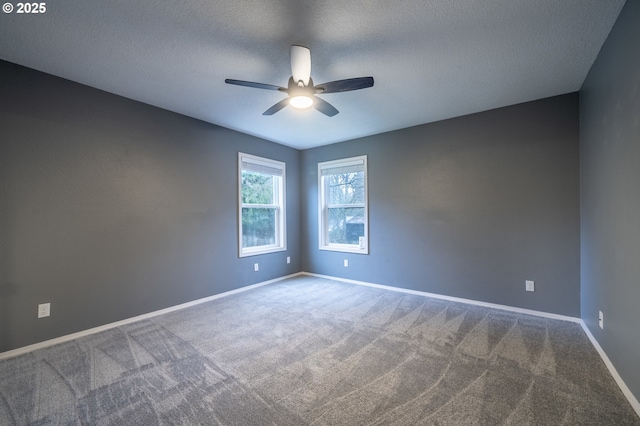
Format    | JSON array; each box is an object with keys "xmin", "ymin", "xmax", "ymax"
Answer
[
  {"xmin": 288, "ymin": 76, "xmax": 315, "ymax": 109},
  {"xmin": 225, "ymin": 45, "xmax": 373, "ymax": 117},
  {"xmin": 290, "ymin": 95, "xmax": 313, "ymax": 109}
]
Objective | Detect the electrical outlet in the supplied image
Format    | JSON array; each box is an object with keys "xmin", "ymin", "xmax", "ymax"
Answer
[
  {"xmin": 254, "ymin": 263, "xmax": 259, "ymax": 272},
  {"xmin": 525, "ymin": 280, "xmax": 535, "ymax": 292},
  {"xmin": 286, "ymin": 256, "xmax": 290, "ymax": 264},
  {"xmin": 38, "ymin": 303, "xmax": 50, "ymax": 318},
  {"xmin": 343, "ymin": 259, "xmax": 349, "ymax": 267},
  {"xmin": 599, "ymin": 311, "xmax": 604, "ymax": 329}
]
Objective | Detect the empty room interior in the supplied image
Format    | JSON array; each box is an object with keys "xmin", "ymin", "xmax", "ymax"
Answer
[{"xmin": 1, "ymin": 0, "xmax": 639, "ymax": 424}]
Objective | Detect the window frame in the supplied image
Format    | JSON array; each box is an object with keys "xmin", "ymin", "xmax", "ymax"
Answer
[
  {"xmin": 318, "ymin": 155, "xmax": 369, "ymax": 254},
  {"xmin": 238, "ymin": 152, "xmax": 286, "ymax": 257}
]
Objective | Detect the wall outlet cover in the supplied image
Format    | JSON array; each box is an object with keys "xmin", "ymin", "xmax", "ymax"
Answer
[
  {"xmin": 38, "ymin": 303, "xmax": 50, "ymax": 318},
  {"xmin": 525, "ymin": 280, "xmax": 535, "ymax": 292},
  {"xmin": 598, "ymin": 311, "xmax": 604, "ymax": 329}
]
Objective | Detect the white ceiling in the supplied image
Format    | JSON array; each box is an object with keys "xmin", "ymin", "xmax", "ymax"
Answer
[{"xmin": 0, "ymin": 0, "xmax": 626, "ymax": 149}]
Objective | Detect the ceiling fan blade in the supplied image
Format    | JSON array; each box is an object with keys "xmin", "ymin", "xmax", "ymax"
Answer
[
  {"xmin": 263, "ymin": 98, "xmax": 290, "ymax": 115},
  {"xmin": 315, "ymin": 77, "xmax": 374, "ymax": 93},
  {"xmin": 313, "ymin": 96, "xmax": 339, "ymax": 117},
  {"xmin": 291, "ymin": 45, "xmax": 311, "ymax": 86},
  {"xmin": 225, "ymin": 79, "xmax": 286, "ymax": 91}
]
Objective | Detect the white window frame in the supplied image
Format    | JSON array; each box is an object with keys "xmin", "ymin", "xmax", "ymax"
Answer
[
  {"xmin": 238, "ymin": 153, "xmax": 286, "ymax": 257},
  {"xmin": 318, "ymin": 155, "xmax": 368, "ymax": 254}
]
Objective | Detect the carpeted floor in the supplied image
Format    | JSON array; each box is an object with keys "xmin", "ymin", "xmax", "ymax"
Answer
[{"xmin": 0, "ymin": 275, "xmax": 638, "ymax": 425}]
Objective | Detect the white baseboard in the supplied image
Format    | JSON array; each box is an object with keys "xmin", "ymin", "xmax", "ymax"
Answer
[
  {"xmin": 0, "ymin": 272, "xmax": 303, "ymax": 361},
  {"xmin": 580, "ymin": 321, "xmax": 640, "ymax": 417},
  {"xmin": 302, "ymin": 272, "xmax": 581, "ymax": 323}
]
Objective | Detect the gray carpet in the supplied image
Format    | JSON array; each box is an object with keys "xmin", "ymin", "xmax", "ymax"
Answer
[{"xmin": 0, "ymin": 275, "xmax": 638, "ymax": 425}]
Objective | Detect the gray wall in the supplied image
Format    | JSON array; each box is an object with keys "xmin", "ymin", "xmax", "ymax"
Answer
[
  {"xmin": 580, "ymin": 0, "xmax": 640, "ymax": 402},
  {"xmin": 301, "ymin": 94, "xmax": 580, "ymax": 316},
  {"xmin": 0, "ymin": 60, "xmax": 300, "ymax": 352}
]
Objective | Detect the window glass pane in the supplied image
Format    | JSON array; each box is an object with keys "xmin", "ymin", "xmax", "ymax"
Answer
[
  {"xmin": 242, "ymin": 171, "xmax": 274, "ymax": 204},
  {"xmin": 328, "ymin": 172, "xmax": 364, "ymax": 205},
  {"xmin": 242, "ymin": 207, "xmax": 276, "ymax": 247},
  {"xmin": 328, "ymin": 207, "xmax": 365, "ymax": 245}
]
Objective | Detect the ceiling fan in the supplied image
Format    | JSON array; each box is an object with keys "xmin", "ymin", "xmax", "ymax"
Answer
[{"xmin": 225, "ymin": 45, "xmax": 374, "ymax": 117}]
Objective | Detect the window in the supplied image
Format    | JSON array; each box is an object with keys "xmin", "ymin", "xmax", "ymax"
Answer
[
  {"xmin": 318, "ymin": 155, "xmax": 368, "ymax": 254},
  {"xmin": 238, "ymin": 153, "xmax": 286, "ymax": 257}
]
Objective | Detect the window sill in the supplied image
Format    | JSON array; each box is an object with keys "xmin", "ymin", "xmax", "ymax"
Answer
[
  {"xmin": 240, "ymin": 245, "xmax": 286, "ymax": 258},
  {"xmin": 319, "ymin": 245, "xmax": 369, "ymax": 255}
]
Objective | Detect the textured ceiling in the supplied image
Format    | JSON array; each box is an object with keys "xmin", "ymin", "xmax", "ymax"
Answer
[{"xmin": 0, "ymin": 0, "xmax": 626, "ymax": 149}]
